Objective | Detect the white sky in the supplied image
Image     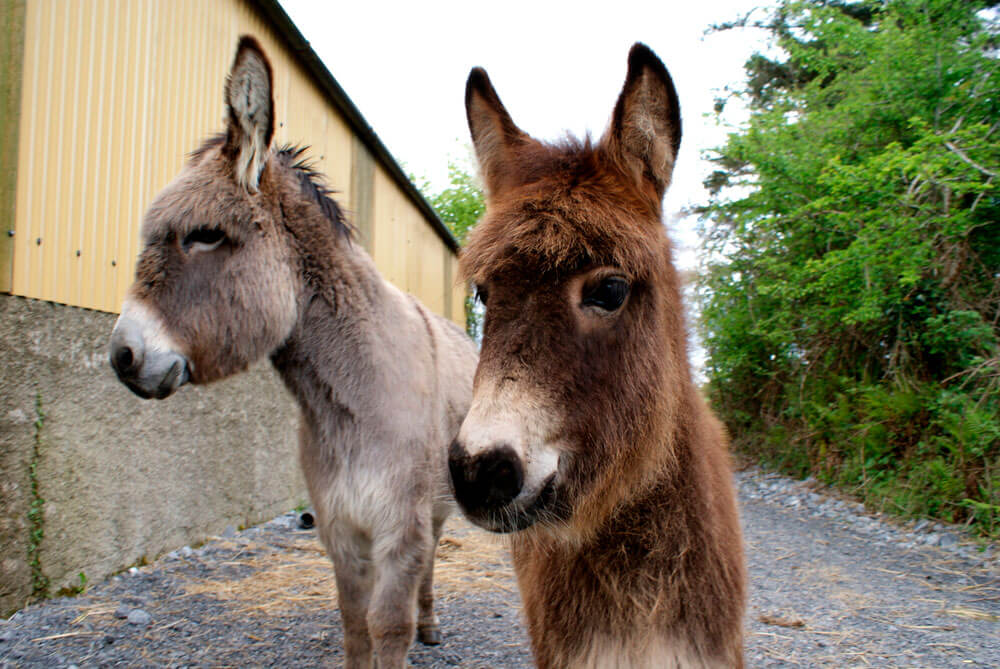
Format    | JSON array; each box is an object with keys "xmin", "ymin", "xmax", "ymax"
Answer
[{"xmin": 280, "ymin": 0, "xmax": 776, "ymax": 273}]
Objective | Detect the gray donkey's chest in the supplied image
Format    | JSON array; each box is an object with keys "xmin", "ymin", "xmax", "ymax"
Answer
[{"xmin": 296, "ymin": 365, "xmax": 452, "ymax": 537}]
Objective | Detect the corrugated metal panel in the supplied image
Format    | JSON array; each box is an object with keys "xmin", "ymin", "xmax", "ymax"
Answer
[
  {"xmin": 350, "ymin": 136, "xmax": 375, "ymax": 253},
  {"xmin": 413, "ymin": 216, "xmax": 446, "ymax": 317},
  {"xmin": 370, "ymin": 161, "xmax": 467, "ymax": 328},
  {"xmin": 12, "ymin": 0, "xmax": 462, "ymax": 324},
  {"xmin": 0, "ymin": 0, "xmax": 26, "ymax": 293},
  {"xmin": 372, "ymin": 163, "xmax": 407, "ymax": 291}
]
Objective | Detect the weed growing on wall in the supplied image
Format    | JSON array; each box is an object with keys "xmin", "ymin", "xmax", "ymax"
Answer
[{"xmin": 28, "ymin": 392, "xmax": 49, "ymax": 599}]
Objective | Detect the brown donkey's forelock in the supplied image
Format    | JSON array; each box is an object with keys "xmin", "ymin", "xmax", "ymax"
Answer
[{"xmin": 460, "ymin": 139, "xmax": 663, "ymax": 283}]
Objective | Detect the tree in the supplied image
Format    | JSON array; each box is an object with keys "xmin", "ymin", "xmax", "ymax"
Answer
[
  {"xmin": 699, "ymin": 0, "xmax": 1000, "ymax": 534},
  {"xmin": 424, "ymin": 161, "xmax": 485, "ymax": 246}
]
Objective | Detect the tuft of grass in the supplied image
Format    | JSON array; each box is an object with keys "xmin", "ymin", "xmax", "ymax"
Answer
[{"xmin": 56, "ymin": 572, "xmax": 87, "ymax": 598}]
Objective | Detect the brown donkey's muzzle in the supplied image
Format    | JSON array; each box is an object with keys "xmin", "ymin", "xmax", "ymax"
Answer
[
  {"xmin": 448, "ymin": 442, "xmax": 523, "ymax": 520},
  {"xmin": 449, "ymin": 440, "xmax": 562, "ymax": 533},
  {"xmin": 109, "ymin": 314, "xmax": 190, "ymax": 400}
]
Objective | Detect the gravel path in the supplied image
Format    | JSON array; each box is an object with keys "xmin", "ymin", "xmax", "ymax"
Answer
[
  {"xmin": 738, "ymin": 470, "xmax": 998, "ymax": 667},
  {"xmin": 2, "ymin": 467, "xmax": 997, "ymax": 668}
]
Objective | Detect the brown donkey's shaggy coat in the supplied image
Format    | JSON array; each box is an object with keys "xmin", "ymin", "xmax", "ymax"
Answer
[
  {"xmin": 448, "ymin": 44, "xmax": 746, "ymax": 667},
  {"xmin": 109, "ymin": 38, "xmax": 477, "ymax": 669}
]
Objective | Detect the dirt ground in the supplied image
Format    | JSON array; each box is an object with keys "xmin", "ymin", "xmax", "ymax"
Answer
[{"xmin": 1, "ymin": 469, "xmax": 997, "ymax": 668}]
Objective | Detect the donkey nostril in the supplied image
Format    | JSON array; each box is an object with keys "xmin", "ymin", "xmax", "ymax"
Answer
[
  {"xmin": 113, "ymin": 345, "xmax": 137, "ymax": 376},
  {"xmin": 474, "ymin": 446, "xmax": 523, "ymax": 508},
  {"xmin": 115, "ymin": 346, "xmax": 134, "ymax": 372},
  {"xmin": 111, "ymin": 339, "xmax": 144, "ymax": 379},
  {"xmin": 449, "ymin": 442, "xmax": 524, "ymax": 512},
  {"xmin": 483, "ymin": 456, "xmax": 522, "ymax": 506},
  {"xmin": 109, "ymin": 319, "xmax": 148, "ymax": 386}
]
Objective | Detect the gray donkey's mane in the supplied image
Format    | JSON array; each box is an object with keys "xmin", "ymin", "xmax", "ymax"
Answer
[{"xmin": 190, "ymin": 133, "xmax": 353, "ymax": 240}]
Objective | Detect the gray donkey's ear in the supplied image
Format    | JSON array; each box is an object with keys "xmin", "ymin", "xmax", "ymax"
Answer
[
  {"xmin": 603, "ymin": 43, "xmax": 682, "ymax": 202},
  {"xmin": 224, "ymin": 36, "xmax": 275, "ymax": 193}
]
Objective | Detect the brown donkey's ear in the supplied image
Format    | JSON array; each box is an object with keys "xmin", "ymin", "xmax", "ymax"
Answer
[
  {"xmin": 465, "ymin": 67, "xmax": 531, "ymax": 197},
  {"xmin": 224, "ymin": 36, "xmax": 275, "ymax": 193},
  {"xmin": 603, "ymin": 43, "xmax": 682, "ymax": 203}
]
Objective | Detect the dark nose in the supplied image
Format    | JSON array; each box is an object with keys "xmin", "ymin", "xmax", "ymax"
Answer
[
  {"xmin": 448, "ymin": 441, "xmax": 524, "ymax": 514},
  {"xmin": 109, "ymin": 327, "xmax": 144, "ymax": 380}
]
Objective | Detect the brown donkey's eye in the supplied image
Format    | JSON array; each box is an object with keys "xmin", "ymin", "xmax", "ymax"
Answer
[
  {"xmin": 182, "ymin": 227, "xmax": 226, "ymax": 252},
  {"xmin": 582, "ymin": 277, "xmax": 629, "ymax": 312}
]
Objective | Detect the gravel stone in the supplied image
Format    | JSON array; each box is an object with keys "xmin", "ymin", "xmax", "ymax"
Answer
[{"xmin": 126, "ymin": 609, "xmax": 151, "ymax": 626}]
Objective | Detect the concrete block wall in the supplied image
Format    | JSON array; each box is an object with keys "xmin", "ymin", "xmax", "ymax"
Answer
[{"xmin": 1, "ymin": 295, "xmax": 305, "ymax": 616}]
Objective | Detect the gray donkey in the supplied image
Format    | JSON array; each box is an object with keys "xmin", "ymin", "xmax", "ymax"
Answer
[{"xmin": 108, "ymin": 36, "xmax": 477, "ymax": 669}]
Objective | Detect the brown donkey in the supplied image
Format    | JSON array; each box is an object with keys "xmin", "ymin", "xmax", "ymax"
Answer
[
  {"xmin": 448, "ymin": 44, "xmax": 746, "ymax": 667},
  {"xmin": 108, "ymin": 37, "xmax": 477, "ymax": 669}
]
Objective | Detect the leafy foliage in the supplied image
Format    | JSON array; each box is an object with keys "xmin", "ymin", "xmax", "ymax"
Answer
[
  {"xmin": 699, "ymin": 0, "xmax": 1000, "ymax": 535},
  {"xmin": 423, "ymin": 161, "xmax": 485, "ymax": 246}
]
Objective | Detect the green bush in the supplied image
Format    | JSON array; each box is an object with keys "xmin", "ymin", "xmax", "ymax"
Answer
[{"xmin": 700, "ymin": 0, "xmax": 1000, "ymax": 536}]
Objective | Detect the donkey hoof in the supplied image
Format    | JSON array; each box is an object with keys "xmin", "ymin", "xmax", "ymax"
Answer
[{"xmin": 417, "ymin": 626, "xmax": 442, "ymax": 646}]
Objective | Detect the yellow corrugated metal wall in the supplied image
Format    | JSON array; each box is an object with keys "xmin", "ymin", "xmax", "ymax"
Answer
[
  {"xmin": 12, "ymin": 0, "xmax": 465, "ymax": 328},
  {"xmin": 370, "ymin": 163, "xmax": 458, "ymax": 322}
]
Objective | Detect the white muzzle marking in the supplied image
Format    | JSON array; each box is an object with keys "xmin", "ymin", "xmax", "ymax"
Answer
[
  {"xmin": 109, "ymin": 299, "xmax": 190, "ymax": 399},
  {"xmin": 457, "ymin": 382, "xmax": 561, "ymax": 504}
]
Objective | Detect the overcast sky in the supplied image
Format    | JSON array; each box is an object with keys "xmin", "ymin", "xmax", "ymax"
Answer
[{"xmin": 280, "ymin": 0, "xmax": 777, "ymax": 272}]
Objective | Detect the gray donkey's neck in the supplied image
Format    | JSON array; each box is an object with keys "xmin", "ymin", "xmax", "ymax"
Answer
[{"xmin": 269, "ymin": 239, "xmax": 399, "ymax": 449}]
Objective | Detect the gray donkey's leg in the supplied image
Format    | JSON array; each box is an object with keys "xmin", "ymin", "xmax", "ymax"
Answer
[
  {"xmin": 416, "ymin": 514, "xmax": 446, "ymax": 645},
  {"xmin": 329, "ymin": 532, "xmax": 376, "ymax": 669},
  {"xmin": 367, "ymin": 519, "xmax": 433, "ymax": 668}
]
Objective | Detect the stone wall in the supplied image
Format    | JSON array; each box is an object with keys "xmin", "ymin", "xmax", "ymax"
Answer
[{"xmin": 1, "ymin": 295, "xmax": 305, "ymax": 616}]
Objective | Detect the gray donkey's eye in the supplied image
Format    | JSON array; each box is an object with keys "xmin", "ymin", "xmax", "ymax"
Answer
[{"xmin": 182, "ymin": 227, "xmax": 226, "ymax": 253}]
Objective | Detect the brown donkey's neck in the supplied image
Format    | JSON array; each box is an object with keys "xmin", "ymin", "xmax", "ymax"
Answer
[{"xmin": 513, "ymin": 393, "xmax": 745, "ymax": 667}]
